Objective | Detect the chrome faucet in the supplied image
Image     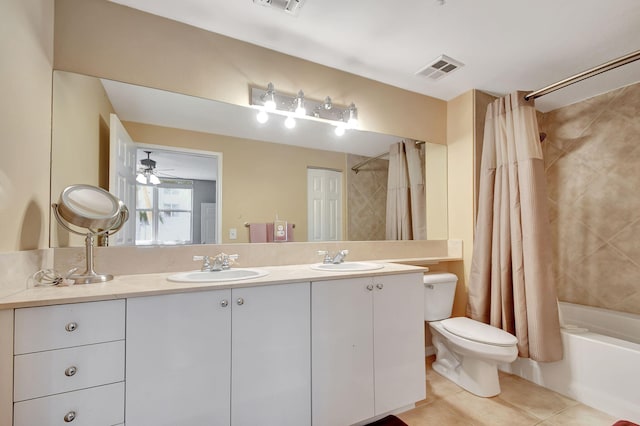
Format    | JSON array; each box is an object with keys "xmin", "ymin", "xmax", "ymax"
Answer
[
  {"xmin": 317, "ymin": 249, "xmax": 349, "ymax": 264},
  {"xmin": 193, "ymin": 253, "xmax": 239, "ymax": 271}
]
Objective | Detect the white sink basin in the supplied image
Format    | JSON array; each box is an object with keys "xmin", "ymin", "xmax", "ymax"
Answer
[
  {"xmin": 310, "ymin": 262, "xmax": 384, "ymax": 272},
  {"xmin": 167, "ymin": 268, "xmax": 269, "ymax": 283}
]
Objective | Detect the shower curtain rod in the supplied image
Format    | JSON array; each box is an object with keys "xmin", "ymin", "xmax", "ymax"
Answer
[
  {"xmin": 351, "ymin": 140, "xmax": 425, "ymax": 174},
  {"xmin": 524, "ymin": 49, "xmax": 640, "ymax": 100}
]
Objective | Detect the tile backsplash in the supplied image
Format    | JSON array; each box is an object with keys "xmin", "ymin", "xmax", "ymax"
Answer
[{"xmin": 541, "ymin": 81, "xmax": 640, "ymax": 315}]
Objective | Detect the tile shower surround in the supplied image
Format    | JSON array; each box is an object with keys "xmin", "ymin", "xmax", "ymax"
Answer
[{"xmin": 540, "ymin": 81, "xmax": 640, "ymax": 315}]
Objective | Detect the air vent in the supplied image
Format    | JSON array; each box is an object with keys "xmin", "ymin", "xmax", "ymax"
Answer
[
  {"xmin": 253, "ymin": 0, "xmax": 306, "ymax": 16},
  {"xmin": 416, "ymin": 55, "xmax": 464, "ymax": 81}
]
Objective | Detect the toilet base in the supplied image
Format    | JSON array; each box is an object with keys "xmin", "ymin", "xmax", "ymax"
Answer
[
  {"xmin": 431, "ymin": 333, "xmax": 502, "ymax": 397},
  {"xmin": 432, "ymin": 355, "xmax": 501, "ymax": 397}
]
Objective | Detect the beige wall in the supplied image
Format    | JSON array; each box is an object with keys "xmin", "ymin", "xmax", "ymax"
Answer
[
  {"xmin": 51, "ymin": 71, "xmax": 115, "ymax": 247},
  {"xmin": 446, "ymin": 90, "xmax": 475, "ymax": 316},
  {"xmin": 425, "ymin": 142, "xmax": 448, "ymax": 239},
  {"xmin": 0, "ymin": 0, "xmax": 53, "ymax": 253},
  {"xmin": 125, "ymin": 122, "xmax": 346, "ymax": 244},
  {"xmin": 54, "ymin": 0, "xmax": 446, "ymax": 145},
  {"xmin": 541, "ymin": 82, "xmax": 640, "ymax": 315}
]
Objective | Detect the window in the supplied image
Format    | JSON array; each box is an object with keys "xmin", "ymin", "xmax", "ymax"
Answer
[{"xmin": 136, "ymin": 179, "xmax": 194, "ymax": 245}]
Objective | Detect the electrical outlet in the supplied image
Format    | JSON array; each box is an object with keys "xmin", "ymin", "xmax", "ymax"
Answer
[{"xmin": 229, "ymin": 228, "xmax": 237, "ymax": 240}]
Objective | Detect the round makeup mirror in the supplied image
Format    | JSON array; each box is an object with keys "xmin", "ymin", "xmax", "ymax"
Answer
[{"xmin": 52, "ymin": 184, "xmax": 129, "ymax": 284}]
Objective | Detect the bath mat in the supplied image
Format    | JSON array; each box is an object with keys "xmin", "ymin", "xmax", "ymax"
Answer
[
  {"xmin": 365, "ymin": 415, "xmax": 408, "ymax": 426},
  {"xmin": 612, "ymin": 421, "xmax": 639, "ymax": 426}
]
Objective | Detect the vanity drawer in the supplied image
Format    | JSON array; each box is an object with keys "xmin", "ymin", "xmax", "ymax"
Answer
[
  {"xmin": 14, "ymin": 299, "xmax": 125, "ymax": 354},
  {"xmin": 13, "ymin": 382, "xmax": 124, "ymax": 426},
  {"xmin": 14, "ymin": 340, "xmax": 125, "ymax": 402}
]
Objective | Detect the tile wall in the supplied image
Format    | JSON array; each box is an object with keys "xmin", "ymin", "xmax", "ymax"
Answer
[
  {"xmin": 346, "ymin": 154, "xmax": 389, "ymax": 241},
  {"xmin": 541, "ymin": 81, "xmax": 640, "ymax": 315}
]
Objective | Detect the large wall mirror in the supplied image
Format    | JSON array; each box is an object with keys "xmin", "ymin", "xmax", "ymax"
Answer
[{"xmin": 51, "ymin": 71, "xmax": 448, "ymax": 247}]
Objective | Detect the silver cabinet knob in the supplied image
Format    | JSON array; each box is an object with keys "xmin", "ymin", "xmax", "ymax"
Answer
[
  {"xmin": 65, "ymin": 322, "xmax": 78, "ymax": 332},
  {"xmin": 236, "ymin": 297, "xmax": 244, "ymax": 306},
  {"xmin": 64, "ymin": 366, "xmax": 77, "ymax": 377},
  {"xmin": 64, "ymin": 411, "xmax": 76, "ymax": 422},
  {"xmin": 366, "ymin": 284, "xmax": 374, "ymax": 291},
  {"xmin": 220, "ymin": 299, "xmax": 229, "ymax": 308},
  {"xmin": 376, "ymin": 283, "xmax": 384, "ymax": 290}
]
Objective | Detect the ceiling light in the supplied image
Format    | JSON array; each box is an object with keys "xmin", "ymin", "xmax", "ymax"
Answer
[
  {"xmin": 294, "ymin": 90, "xmax": 306, "ymax": 116},
  {"xmin": 284, "ymin": 115, "xmax": 296, "ymax": 129},
  {"xmin": 250, "ymin": 84, "xmax": 359, "ymax": 127},
  {"xmin": 323, "ymin": 96, "xmax": 332, "ymax": 110},
  {"xmin": 256, "ymin": 110, "xmax": 269, "ymax": 123},
  {"xmin": 262, "ymin": 82, "xmax": 277, "ymax": 110},
  {"xmin": 136, "ymin": 173, "xmax": 148, "ymax": 184},
  {"xmin": 347, "ymin": 103, "xmax": 358, "ymax": 128},
  {"xmin": 137, "ymin": 151, "xmax": 161, "ymax": 185},
  {"xmin": 148, "ymin": 174, "xmax": 161, "ymax": 185}
]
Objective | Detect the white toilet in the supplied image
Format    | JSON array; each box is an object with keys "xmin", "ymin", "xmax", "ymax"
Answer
[{"xmin": 424, "ymin": 272, "xmax": 518, "ymax": 397}]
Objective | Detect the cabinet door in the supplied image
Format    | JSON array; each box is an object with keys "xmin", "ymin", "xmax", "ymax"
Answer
[
  {"xmin": 232, "ymin": 282, "xmax": 310, "ymax": 426},
  {"xmin": 126, "ymin": 290, "xmax": 232, "ymax": 426},
  {"xmin": 373, "ymin": 272, "xmax": 426, "ymax": 414},
  {"xmin": 312, "ymin": 277, "xmax": 374, "ymax": 426}
]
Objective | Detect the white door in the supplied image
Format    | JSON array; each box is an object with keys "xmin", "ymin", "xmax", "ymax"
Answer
[
  {"xmin": 126, "ymin": 290, "xmax": 232, "ymax": 426},
  {"xmin": 109, "ymin": 113, "xmax": 136, "ymax": 245},
  {"xmin": 307, "ymin": 168, "xmax": 342, "ymax": 241},
  {"xmin": 201, "ymin": 202, "xmax": 217, "ymax": 244},
  {"xmin": 231, "ymin": 283, "xmax": 310, "ymax": 426},
  {"xmin": 372, "ymin": 273, "xmax": 426, "ymax": 414},
  {"xmin": 311, "ymin": 278, "xmax": 374, "ymax": 426}
]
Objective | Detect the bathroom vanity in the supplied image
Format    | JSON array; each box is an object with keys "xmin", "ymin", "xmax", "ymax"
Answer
[{"xmin": 0, "ymin": 262, "xmax": 426, "ymax": 426}]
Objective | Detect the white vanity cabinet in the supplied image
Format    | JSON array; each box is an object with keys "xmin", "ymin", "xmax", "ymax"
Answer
[
  {"xmin": 311, "ymin": 273, "xmax": 425, "ymax": 426},
  {"xmin": 12, "ymin": 300, "xmax": 126, "ymax": 426},
  {"xmin": 125, "ymin": 282, "xmax": 311, "ymax": 426}
]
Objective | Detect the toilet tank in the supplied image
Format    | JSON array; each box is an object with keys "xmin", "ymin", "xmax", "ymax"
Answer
[{"xmin": 423, "ymin": 272, "xmax": 458, "ymax": 321}]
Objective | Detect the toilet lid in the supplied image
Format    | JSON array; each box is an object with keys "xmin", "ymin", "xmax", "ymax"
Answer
[{"xmin": 441, "ymin": 317, "xmax": 518, "ymax": 347}]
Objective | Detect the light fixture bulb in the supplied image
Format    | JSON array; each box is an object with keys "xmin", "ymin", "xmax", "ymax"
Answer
[
  {"xmin": 136, "ymin": 173, "xmax": 147, "ymax": 184},
  {"xmin": 149, "ymin": 174, "xmax": 161, "ymax": 185},
  {"xmin": 347, "ymin": 103, "xmax": 359, "ymax": 128},
  {"xmin": 284, "ymin": 115, "xmax": 296, "ymax": 129},
  {"xmin": 323, "ymin": 96, "xmax": 332, "ymax": 110},
  {"xmin": 263, "ymin": 82, "xmax": 276, "ymax": 110},
  {"xmin": 256, "ymin": 110, "xmax": 269, "ymax": 124},
  {"xmin": 294, "ymin": 90, "xmax": 306, "ymax": 116},
  {"xmin": 334, "ymin": 124, "xmax": 346, "ymax": 136}
]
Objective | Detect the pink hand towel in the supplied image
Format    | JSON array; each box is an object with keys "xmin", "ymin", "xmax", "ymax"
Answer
[{"xmin": 248, "ymin": 223, "xmax": 268, "ymax": 243}]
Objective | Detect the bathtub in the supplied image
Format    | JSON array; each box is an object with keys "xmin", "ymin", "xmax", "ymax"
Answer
[{"xmin": 501, "ymin": 302, "xmax": 640, "ymax": 423}]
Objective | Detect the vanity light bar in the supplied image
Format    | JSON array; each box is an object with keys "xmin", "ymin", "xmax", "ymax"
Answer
[{"xmin": 250, "ymin": 84, "xmax": 357, "ymax": 128}]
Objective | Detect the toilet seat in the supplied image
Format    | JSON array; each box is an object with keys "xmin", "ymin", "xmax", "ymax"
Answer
[{"xmin": 440, "ymin": 317, "xmax": 518, "ymax": 347}]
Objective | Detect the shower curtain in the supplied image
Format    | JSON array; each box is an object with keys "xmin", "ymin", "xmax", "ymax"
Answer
[
  {"xmin": 467, "ymin": 91, "xmax": 562, "ymax": 362},
  {"xmin": 385, "ymin": 140, "xmax": 426, "ymax": 240}
]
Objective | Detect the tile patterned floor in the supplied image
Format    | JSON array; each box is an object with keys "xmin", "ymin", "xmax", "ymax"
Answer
[{"xmin": 397, "ymin": 356, "xmax": 618, "ymax": 426}]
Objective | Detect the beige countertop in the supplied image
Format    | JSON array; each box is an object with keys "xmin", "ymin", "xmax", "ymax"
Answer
[{"xmin": 0, "ymin": 262, "xmax": 428, "ymax": 310}]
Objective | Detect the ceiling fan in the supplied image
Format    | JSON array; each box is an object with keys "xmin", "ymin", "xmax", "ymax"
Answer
[{"xmin": 136, "ymin": 151, "xmax": 163, "ymax": 185}]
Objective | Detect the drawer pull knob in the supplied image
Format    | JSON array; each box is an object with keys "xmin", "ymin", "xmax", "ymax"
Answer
[
  {"xmin": 236, "ymin": 297, "xmax": 244, "ymax": 306},
  {"xmin": 366, "ymin": 284, "xmax": 374, "ymax": 291},
  {"xmin": 65, "ymin": 322, "xmax": 78, "ymax": 332},
  {"xmin": 376, "ymin": 283, "xmax": 384, "ymax": 290},
  {"xmin": 220, "ymin": 299, "xmax": 229, "ymax": 308},
  {"xmin": 64, "ymin": 411, "xmax": 76, "ymax": 422},
  {"xmin": 64, "ymin": 366, "xmax": 77, "ymax": 377}
]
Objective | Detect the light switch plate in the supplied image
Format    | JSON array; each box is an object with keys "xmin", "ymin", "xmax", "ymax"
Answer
[{"xmin": 229, "ymin": 228, "xmax": 237, "ymax": 240}]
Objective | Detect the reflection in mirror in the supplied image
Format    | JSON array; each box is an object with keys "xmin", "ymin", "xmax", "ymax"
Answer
[{"xmin": 51, "ymin": 71, "xmax": 448, "ymax": 247}]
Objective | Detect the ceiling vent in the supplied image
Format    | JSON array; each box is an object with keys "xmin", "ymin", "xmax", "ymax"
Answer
[
  {"xmin": 415, "ymin": 55, "xmax": 464, "ymax": 81},
  {"xmin": 253, "ymin": 0, "xmax": 306, "ymax": 16}
]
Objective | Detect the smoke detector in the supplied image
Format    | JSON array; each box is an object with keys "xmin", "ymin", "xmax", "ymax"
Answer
[
  {"xmin": 253, "ymin": 0, "xmax": 306, "ymax": 16},
  {"xmin": 416, "ymin": 54, "xmax": 464, "ymax": 81}
]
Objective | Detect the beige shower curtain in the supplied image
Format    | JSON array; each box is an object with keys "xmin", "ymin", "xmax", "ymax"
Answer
[
  {"xmin": 467, "ymin": 91, "xmax": 562, "ymax": 362},
  {"xmin": 386, "ymin": 140, "xmax": 426, "ymax": 240}
]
